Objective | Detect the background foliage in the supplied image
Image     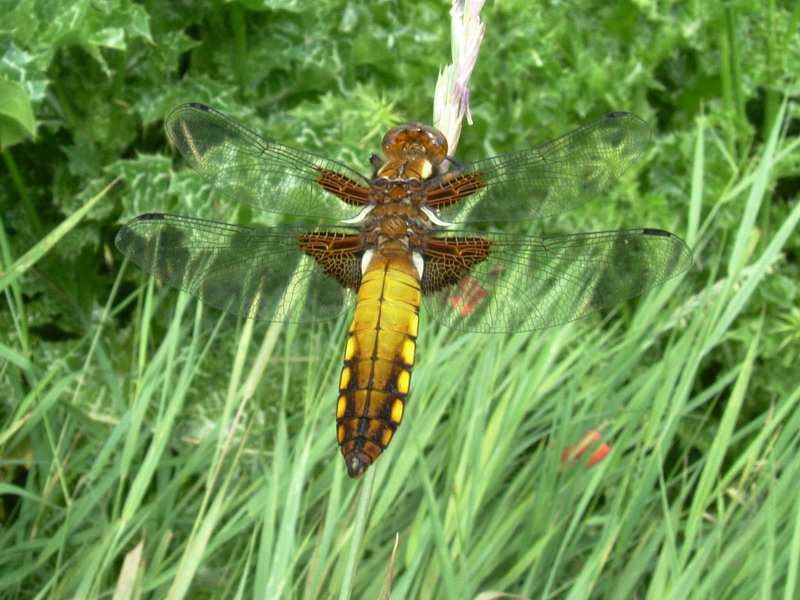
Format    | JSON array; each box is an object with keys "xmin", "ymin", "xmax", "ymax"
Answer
[{"xmin": 1, "ymin": 0, "xmax": 799, "ymax": 598}]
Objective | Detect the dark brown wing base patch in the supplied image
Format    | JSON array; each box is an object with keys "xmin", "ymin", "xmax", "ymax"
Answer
[
  {"xmin": 299, "ymin": 232, "xmax": 363, "ymax": 289},
  {"xmin": 421, "ymin": 235, "xmax": 491, "ymax": 293},
  {"xmin": 425, "ymin": 172, "xmax": 485, "ymax": 211},
  {"xmin": 316, "ymin": 169, "xmax": 371, "ymax": 205}
]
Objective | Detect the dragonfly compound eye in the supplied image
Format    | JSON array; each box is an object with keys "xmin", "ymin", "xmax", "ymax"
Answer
[{"xmin": 382, "ymin": 122, "xmax": 448, "ymax": 166}]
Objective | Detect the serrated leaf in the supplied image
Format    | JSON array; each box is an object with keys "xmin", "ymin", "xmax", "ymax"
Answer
[
  {"xmin": 89, "ymin": 27, "xmax": 126, "ymax": 50},
  {"xmin": 106, "ymin": 154, "xmax": 174, "ymax": 219},
  {"xmin": 0, "ymin": 43, "xmax": 49, "ymax": 102}
]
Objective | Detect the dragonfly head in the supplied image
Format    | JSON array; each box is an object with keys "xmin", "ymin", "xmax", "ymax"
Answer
[{"xmin": 382, "ymin": 122, "xmax": 448, "ymax": 166}]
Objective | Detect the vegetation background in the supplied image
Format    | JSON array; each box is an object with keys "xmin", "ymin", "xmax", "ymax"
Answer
[{"xmin": 1, "ymin": 0, "xmax": 799, "ymax": 598}]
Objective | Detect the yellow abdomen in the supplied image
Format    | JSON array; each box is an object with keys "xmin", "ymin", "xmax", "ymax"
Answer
[{"xmin": 336, "ymin": 255, "xmax": 420, "ymax": 478}]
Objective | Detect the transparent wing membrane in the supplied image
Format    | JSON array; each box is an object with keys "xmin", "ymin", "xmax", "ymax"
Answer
[
  {"xmin": 423, "ymin": 228, "xmax": 692, "ymax": 332},
  {"xmin": 166, "ymin": 103, "xmax": 371, "ymax": 220},
  {"xmin": 429, "ymin": 112, "xmax": 651, "ymax": 224},
  {"xmin": 116, "ymin": 213, "xmax": 358, "ymax": 322}
]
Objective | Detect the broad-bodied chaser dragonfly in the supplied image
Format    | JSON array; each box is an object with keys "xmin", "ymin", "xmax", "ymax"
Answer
[{"xmin": 116, "ymin": 104, "xmax": 692, "ymax": 478}]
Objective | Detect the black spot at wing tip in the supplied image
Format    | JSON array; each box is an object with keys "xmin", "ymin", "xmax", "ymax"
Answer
[
  {"xmin": 116, "ymin": 214, "xmax": 166, "ymax": 250},
  {"xmin": 603, "ymin": 111, "xmax": 649, "ymax": 131},
  {"xmin": 187, "ymin": 102, "xmax": 211, "ymax": 111},
  {"xmin": 641, "ymin": 227, "xmax": 672, "ymax": 237},
  {"xmin": 641, "ymin": 228, "xmax": 694, "ymax": 271},
  {"xmin": 137, "ymin": 213, "xmax": 166, "ymax": 221}
]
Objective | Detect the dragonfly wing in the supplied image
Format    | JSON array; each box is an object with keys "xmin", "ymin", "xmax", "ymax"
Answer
[
  {"xmin": 422, "ymin": 228, "xmax": 692, "ymax": 332},
  {"xmin": 166, "ymin": 103, "xmax": 372, "ymax": 221},
  {"xmin": 428, "ymin": 112, "xmax": 650, "ymax": 224},
  {"xmin": 116, "ymin": 213, "xmax": 360, "ymax": 322}
]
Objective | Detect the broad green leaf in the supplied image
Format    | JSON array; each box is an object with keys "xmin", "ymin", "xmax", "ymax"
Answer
[{"xmin": 0, "ymin": 76, "xmax": 35, "ymax": 147}]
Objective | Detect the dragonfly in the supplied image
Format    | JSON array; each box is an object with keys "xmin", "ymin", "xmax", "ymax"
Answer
[{"xmin": 116, "ymin": 103, "xmax": 692, "ymax": 478}]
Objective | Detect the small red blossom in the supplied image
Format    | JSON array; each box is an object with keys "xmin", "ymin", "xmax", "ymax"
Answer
[
  {"xmin": 447, "ymin": 265, "xmax": 505, "ymax": 316},
  {"xmin": 448, "ymin": 275, "xmax": 487, "ymax": 315},
  {"xmin": 560, "ymin": 429, "xmax": 610, "ymax": 468}
]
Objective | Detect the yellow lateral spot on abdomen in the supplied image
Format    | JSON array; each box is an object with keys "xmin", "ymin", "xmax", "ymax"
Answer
[
  {"xmin": 401, "ymin": 338, "xmax": 415, "ymax": 366},
  {"xmin": 391, "ymin": 398, "xmax": 404, "ymax": 424},
  {"xmin": 396, "ymin": 369, "xmax": 410, "ymax": 395},
  {"xmin": 344, "ymin": 335, "xmax": 357, "ymax": 361},
  {"xmin": 336, "ymin": 395, "xmax": 347, "ymax": 419},
  {"xmin": 380, "ymin": 428, "xmax": 393, "ymax": 447},
  {"xmin": 407, "ymin": 312, "xmax": 419, "ymax": 337},
  {"xmin": 339, "ymin": 367, "xmax": 351, "ymax": 391},
  {"xmin": 337, "ymin": 424, "xmax": 346, "ymax": 444}
]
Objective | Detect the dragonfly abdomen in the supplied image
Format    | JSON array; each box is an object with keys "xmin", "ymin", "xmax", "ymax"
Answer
[{"xmin": 336, "ymin": 255, "xmax": 421, "ymax": 478}]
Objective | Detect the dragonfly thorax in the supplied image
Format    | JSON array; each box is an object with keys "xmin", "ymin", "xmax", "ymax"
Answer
[{"xmin": 376, "ymin": 156, "xmax": 435, "ymax": 180}]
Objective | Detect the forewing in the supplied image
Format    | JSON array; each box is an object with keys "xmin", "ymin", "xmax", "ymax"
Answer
[
  {"xmin": 428, "ymin": 112, "xmax": 650, "ymax": 223},
  {"xmin": 116, "ymin": 213, "xmax": 359, "ymax": 322},
  {"xmin": 423, "ymin": 228, "xmax": 692, "ymax": 332},
  {"xmin": 166, "ymin": 103, "xmax": 371, "ymax": 220}
]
